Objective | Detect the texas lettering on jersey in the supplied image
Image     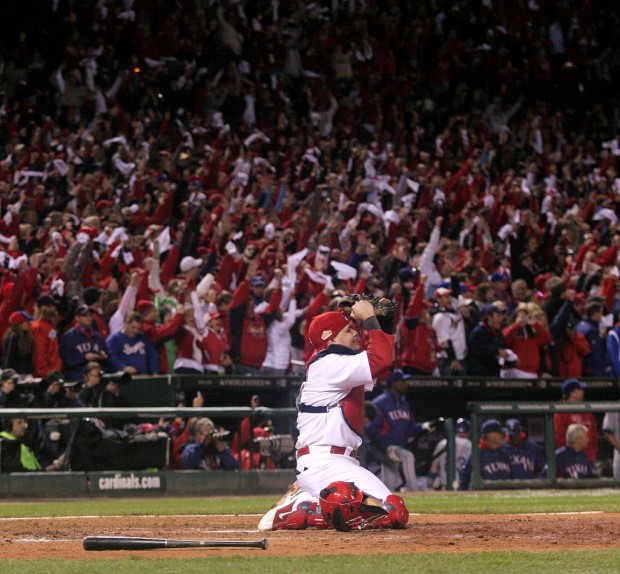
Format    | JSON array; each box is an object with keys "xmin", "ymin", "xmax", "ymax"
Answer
[
  {"xmin": 564, "ymin": 463, "xmax": 590, "ymax": 479},
  {"xmin": 76, "ymin": 342, "xmax": 101, "ymax": 354},
  {"xmin": 482, "ymin": 461, "xmax": 511, "ymax": 475},
  {"xmin": 508, "ymin": 454, "xmax": 535, "ymax": 473},
  {"xmin": 388, "ymin": 408, "xmax": 411, "ymax": 422}
]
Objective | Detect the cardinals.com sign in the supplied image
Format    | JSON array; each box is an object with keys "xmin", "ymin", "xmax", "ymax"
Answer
[{"xmin": 92, "ymin": 472, "xmax": 165, "ymax": 493}]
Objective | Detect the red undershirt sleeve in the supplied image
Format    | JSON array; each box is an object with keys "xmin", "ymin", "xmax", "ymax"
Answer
[{"xmin": 365, "ymin": 330, "xmax": 395, "ymax": 379}]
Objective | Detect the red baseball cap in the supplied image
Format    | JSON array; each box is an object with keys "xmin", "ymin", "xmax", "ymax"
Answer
[
  {"xmin": 137, "ymin": 300, "xmax": 156, "ymax": 315},
  {"xmin": 574, "ymin": 293, "xmax": 587, "ymax": 304},
  {"xmin": 1, "ymin": 282, "xmax": 14, "ymax": 299},
  {"xmin": 8, "ymin": 311, "xmax": 33, "ymax": 326},
  {"xmin": 96, "ymin": 199, "xmax": 114, "ymax": 211},
  {"xmin": 308, "ymin": 311, "xmax": 350, "ymax": 352}
]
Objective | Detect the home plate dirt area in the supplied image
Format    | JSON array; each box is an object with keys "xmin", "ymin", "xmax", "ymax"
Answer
[{"xmin": 1, "ymin": 513, "xmax": 619, "ymax": 559}]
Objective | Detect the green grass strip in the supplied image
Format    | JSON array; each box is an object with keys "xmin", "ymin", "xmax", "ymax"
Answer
[
  {"xmin": 1, "ymin": 550, "xmax": 619, "ymax": 574},
  {"xmin": 1, "ymin": 490, "xmax": 620, "ymax": 518}
]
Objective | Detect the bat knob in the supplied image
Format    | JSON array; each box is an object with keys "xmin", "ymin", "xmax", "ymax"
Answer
[{"xmin": 260, "ymin": 538, "xmax": 268, "ymax": 550}]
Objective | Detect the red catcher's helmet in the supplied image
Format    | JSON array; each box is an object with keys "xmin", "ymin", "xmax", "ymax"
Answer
[{"xmin": 319, "ymin": 481, "xmax": 364, "ymax": 531}]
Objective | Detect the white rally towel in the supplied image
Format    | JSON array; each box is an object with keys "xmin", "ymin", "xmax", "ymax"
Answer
[
  {"xmin": 243, "ymin": 130, "xmax": 271, "ymax": 147},
  {"xmin": 330, "ymin": 261, "xmax": 357, "ymax": 281},
  {"xmin": 304, "ymin": 268, "xmax": 334, "ymax": 291},
  {"xmin": 287, "ymin": 247, "xmax": 309, "ymax": 282},
  {"xmin": 155, "ymin": 226, "xmax": 171, "ymax": 253},
  {"xmin": 357, "ymin": 202, "xmax": 384, "ymax": 219},
  {"xmin": 593, "ymin": 207, "xmax": 618, "ymax": 226}
]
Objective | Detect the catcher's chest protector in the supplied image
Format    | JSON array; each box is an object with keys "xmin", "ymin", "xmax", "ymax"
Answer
[{"xmin": 338, "ymin": 385, "xmax": 365, "ymax": 436}]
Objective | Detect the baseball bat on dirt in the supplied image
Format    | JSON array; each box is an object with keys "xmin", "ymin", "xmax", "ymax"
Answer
[{"xmin": 83, "ymin": 536, "xmax": 268, "ymax": 551}]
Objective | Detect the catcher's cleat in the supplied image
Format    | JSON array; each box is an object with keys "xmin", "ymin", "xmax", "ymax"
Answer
[
  {"xmin": 258, "ymin": 492, "xmax": 304, "ymax": 531},
  {"xmin": 258, "ymin": 486, "xmax": 326, "ymax": 531},
  {"xmin": 269, "ymin": 505, "xmax": 307, "ymax": 530},
  {"xmin": 275, "ymin": 481, "xmax": 301, "ymax": 505}
]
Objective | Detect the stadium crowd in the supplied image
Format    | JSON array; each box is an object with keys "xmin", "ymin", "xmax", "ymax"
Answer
[{"xmin": 0, "ymin": 0, "xmax": 620, "ymax": 478}]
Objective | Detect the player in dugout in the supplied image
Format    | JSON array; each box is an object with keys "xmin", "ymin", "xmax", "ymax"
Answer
[{"xmin": 257, "ymin": 297, "xmax": 409, "ymax": 531}]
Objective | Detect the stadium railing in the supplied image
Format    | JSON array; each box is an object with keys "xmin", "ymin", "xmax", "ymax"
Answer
[
  {"xmin": 466, "ymin": 401, "xmax": 620, "ymax": 490},
  {"xmin": 12, "ymin": 373, "xmax": 620, "ymax": 411},
  {"xmin": 3, "ymin": 374, "xmax": 620, "ymax": 494},
  {"xmin": 0, "ymin": 405, "xmax": 300, "ymax": 498}
]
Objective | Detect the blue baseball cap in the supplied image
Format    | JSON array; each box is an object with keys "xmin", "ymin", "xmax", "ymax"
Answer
[
  {"xmin": 386, "ymin": 369, "xmax": 412, "ymax": 385},
  {"xmin": 250, "ymin": 275, "xmax": 266, "ymax": 287},
  {"xmin": 455, "ymin": 418, "xmax": 470, "ymax": 433},
  {"xmin": 481, "ymin": 419, "xmax": 504, "ymax": 435},
  {"xmin": 398, "ymin": 267, "xmax": 419, "ymax": 282},
  {"xmin": 36, "ymin": 294, "xmax": 57, "ymax": 307},
  {"xmin": 489, "ymin": 272, "xmax": 508, "ymax": 282},
  {"xmin": 504, "ymin": 418, "xmax": 522, "ymax": 436},
  {"xmin": 561, "ymin": 378, "xmax": 587, "ymax": 397}
]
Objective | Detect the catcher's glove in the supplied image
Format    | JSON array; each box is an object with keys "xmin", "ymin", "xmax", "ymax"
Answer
[{"xmin": 337, "ymin": 294, "xmax": 398, "ymax": 334}]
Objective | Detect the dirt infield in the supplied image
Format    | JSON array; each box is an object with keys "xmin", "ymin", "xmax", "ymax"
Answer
[{"xmin": 1, "ymin": 512, "xmax": 620, "ymax": 559}]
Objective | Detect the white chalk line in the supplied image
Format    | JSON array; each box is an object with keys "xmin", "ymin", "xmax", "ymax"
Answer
[
  {"xmin": 15, "ymin": 531, "xmax": 262, "ymax": 543},
  {"xmin": 8, "ymin": 512, "xmax": 607, "ymax": 544},
  {"xmin": 0, "ymin": 510, "xmax": 604, "ymax": 523},
  {"xmin": 0, "ymin": 514, "xmax": 262, "ymax": 521},
  {"xmin": 15, "ymin": 538, "xmax": 76, "ymax": 543}
]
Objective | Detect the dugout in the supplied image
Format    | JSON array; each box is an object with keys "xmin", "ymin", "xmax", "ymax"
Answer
[{"xmin": 466, "ymin": 400, "xmax": 620, "ymax": 490}]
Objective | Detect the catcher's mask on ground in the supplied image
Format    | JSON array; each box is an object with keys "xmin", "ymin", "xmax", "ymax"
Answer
[{"xmin": 319, "ymin": 481, "xmax": 365, "ymax": 531}]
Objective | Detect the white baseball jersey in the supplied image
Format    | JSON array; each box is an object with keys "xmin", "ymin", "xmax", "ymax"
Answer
[
  {"xmin": 431, "ymin": 436, "xmax": 472, "ymax": 489},
  {"xmin": 295, "ymin": 349, "xmax": 392, "ymax": 500},
  {"xmin": 297, "ymin": 351, "xmax": 374, "ymax": 450},
  {"xmin": 432, "ymin": 309, "xmax": 467, "ymax": 360}
]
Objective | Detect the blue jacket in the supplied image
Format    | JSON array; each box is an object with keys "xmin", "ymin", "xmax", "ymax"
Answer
[
  {"xmin": 365, "ymin": 390, "xmax": 422, "ymax": 453},
  {"xmin": 606, "ymin": 327, "xmax": 620, "ymax": 376},
  {"xmin": 106, "ymin": 331, "xmax": 159, "ymax": 375},
  {"xmin": 179, "ymin": 442, "xmax": 240, "ymax": 471},
  {"xmin": 59, "ymin": 326, "xmax": 108, "ymax": 381},
  {"xmin": 459, "ymin": 443, "xmax": 511, "ymax": 490},
  {"xmin": 555, "ymin": 446, "xmax": 595, "ymax": 479},
  {"xmin": 576, "ymin": 316, "xmax": 606, "ymax": 376},
  {"xmin": 502, "ymin": 436, "xmax": 546, "ymax": 479}
]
